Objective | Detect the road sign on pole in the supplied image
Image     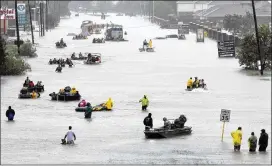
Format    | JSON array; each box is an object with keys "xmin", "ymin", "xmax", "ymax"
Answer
[
  {"xmin": 220, "ymin": 109, "xmax": 231, "ymax": 141},
  {"xmin": 17, "ymin": 3, "xmax": 26, "ymax": 27},
  {"xmin": 220, "ymin": 109, "xmax": 231, "ymax": 122}
]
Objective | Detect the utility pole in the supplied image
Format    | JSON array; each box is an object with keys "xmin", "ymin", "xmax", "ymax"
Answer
[
  {"xmin": 45, "ymin": 0, "xmax": 48, "ymax": 32},
  {"xmin": 28, "ymin": 0, "xmax": 34, "ymax": 44},
  {"xmin": 251, "ymin": 0, "xmax": 263, "ymax": 75},
  {"xmin": 15, "ymin": 0, "xmax": 21, "ymax": 54},
  {"xmin": 152, "ymin": 1, "xmax": 154, "ymax": 23}
]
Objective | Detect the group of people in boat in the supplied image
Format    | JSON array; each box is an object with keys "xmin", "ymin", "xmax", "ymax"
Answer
[
  {"xmin": 92, "ymin": 38, "xmax": 105, "ymax": 43},
  {"xmin": 58, "ymin": 86, "xmax": 78, "ymax": 96},
  {"xmin": 186, "ymin": 77, "xmax": 207, "ymax": 90},
  {"xmin": 20, "ymin": 77, "xmax": 41, "ymax": 99},
  {"xmin": 56, "ymin": 38, "xmax": 67, "ymax": 47},
  {"xmin": 85, "ymin": 53, "xmax": 101, "ymax": 63},
  {"xmin": 143, "ymin": 113, "xmax": 187, "ymax": 130},
  {"xmin": 72, "ymin": 34, "xmax": 87, "ymax": 40},
  {"xmin": 49, "ymin": 58, "xmax": 73, "ymax": 66},
  {"xmin": 142, "ymin": 39, "xmax": 152, "ymax": 49},
  {"xmin": 71, "ymin": 52, "xmax": 85, "ymax": 59}
]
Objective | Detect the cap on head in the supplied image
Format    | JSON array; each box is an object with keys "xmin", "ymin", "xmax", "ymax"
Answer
[{"xmin": 69, "ymin": 126, "xmax": 72, "ymax": 130}]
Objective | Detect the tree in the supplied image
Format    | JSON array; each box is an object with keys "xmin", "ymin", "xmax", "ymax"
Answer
[
  {"xmin": 223, "ymin": 13, "xmax": 255, "ymax": 37},
  {"xmin": 237, "ymin": 24, "xmax": 271, "ymax": 70},
  {"xmin": 0, "ymin": 36, "xmax": 7, "ymax": 73},
  {"xmin": 223, "ymin": 14, "xmax": 243, "ymax": 35}
]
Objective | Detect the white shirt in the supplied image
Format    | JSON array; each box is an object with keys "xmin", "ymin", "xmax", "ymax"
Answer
[{"xmin": 66, "ymin": 130, "xmax": 75, "ymax": 141}]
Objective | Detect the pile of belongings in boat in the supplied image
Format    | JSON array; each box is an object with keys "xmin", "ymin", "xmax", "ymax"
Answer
[
  {"xmin": 49, "ymin": 58, "xmax": 73, "ymax": 66},
  {"xmin": 84, "ymin": 53, "xmax": 101, "ymax": 64},
  {"xmin": 55, "ymin": 38, "xmax": 67, "ymax": 48},
  {"xmin": 163, "ymin": 115, "xmax": 187, "ymax": 129},
  {"xmin": 19, "ymin": 77, "xmax": 42, "ymax": 99},
  {"xmin": 49, "ymin": 86, "xmax": 81, "ymax": 101},
  {"xmin": 186, "ymin": 77, "xmax": 207, "ymax": 90},
  {"xmin": 71, "ymin": 52, "xmax": 87, "ymax": 60},
  {"xmin": 72, "ymin": 34, "xmax": 87, "ymax": 40},
  {"xmin": 92, "ymin": 38, "xmax": 105, "ymax": 43}
]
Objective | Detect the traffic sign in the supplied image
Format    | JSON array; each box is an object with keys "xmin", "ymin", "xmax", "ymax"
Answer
[{"xmin": 220, "ymin": 109, "xmax": 231, "ymax": 122}]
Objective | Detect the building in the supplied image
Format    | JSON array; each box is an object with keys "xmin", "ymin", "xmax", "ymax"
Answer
[{"xmin": 176, "ymin": 1, "xmax": 271, "ymax": 24}]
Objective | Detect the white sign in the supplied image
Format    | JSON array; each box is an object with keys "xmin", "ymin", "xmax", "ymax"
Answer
[
  {"xmin": 0, "ymin": 8, "xmax": 15, "ymax": 20},
  {"xmin": 220, "ymin": 109, "xmax": 231, "ymax": 122},
  {"xmin": 17, "ymin": 4, "xmax": 26, "ymax": 14}
]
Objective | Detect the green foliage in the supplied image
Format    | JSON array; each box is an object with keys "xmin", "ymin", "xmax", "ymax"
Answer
[
  {"xmin": 237, "ymin": 24, "xmax": 271, "ymax": 70},
  {"xmin": 19, "ymin": 40, "xmax": 37, "ymax": 58},
  {"xmin": 0, "ymin": 43, "xmax": 31, "ymax": 76}
]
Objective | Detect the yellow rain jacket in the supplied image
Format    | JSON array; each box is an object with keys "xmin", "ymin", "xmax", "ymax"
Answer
[
  {"xmin": 187, "ymin": 79, "xmax": 193, "ymax": 88},
  {"xmin": 31, "ymin": 92, "xmax": 37, "ymax": 99},
  {"xmin": 204, "ymin": 31, "xmax": 208, "ymax": 37},
  {"xmin": 70, "ymin": 88, "xmax": 77, "ymax": 95},
  {"xmin": 104, "ymin": 98, "xmax": 113, "ymax": 110},
  {"xmin": 139, "ymin": 96, "xmax": 149, "ymax": 106},
  {"xmin": 148, "ymin": 40, "xmax": 152, "ymax": 48},
  {"xmin": 231, "ymin": 130, "xmax": 242, "ymax": 145}
]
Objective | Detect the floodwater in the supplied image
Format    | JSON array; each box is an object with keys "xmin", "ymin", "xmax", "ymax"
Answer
[{"xmin": 1, "ymin": 13, "xmax": 271, "ymax": 164}]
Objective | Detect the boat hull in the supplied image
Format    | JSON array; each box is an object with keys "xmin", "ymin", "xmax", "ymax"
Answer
[{"xmin": 144, "ymin": 126, "xmax": 192, "ymax": 139}]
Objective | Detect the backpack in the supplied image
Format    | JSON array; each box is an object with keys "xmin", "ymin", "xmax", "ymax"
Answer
[{"xmin": 143, "ymin": 117, "xmax": 150, "ymax": 125}]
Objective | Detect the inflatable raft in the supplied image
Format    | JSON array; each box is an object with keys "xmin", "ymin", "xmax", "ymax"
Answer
[
  {"xmin": 49, "ymin": 92, "xmax": 81, "ymax": 101},
  {"xmin": 75, "ymin": 104, "xmax": 111, "ymax": 112},
  {"xmin": 18, "ymin": 93, "xmax": 40, "ymax": 99}
]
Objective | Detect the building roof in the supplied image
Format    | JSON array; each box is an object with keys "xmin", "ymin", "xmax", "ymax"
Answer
[
  {"xmin": 194, "ymin": 1, "xmax": 212, "ymax": 4},
  {"xmin": 198, "ymin": 3, "xmax": 271, "ymax": 18},
  {"xmin": 208, "ymin": 1, "xmax": 251, "ymax": 6}
]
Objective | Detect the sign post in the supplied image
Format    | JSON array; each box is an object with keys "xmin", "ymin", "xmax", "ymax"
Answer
[{"xmin": 220, "ymin": 109, "xmax": 231, "ymax": 141}]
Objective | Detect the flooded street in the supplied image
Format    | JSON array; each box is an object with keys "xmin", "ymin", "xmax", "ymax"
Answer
[{"xmin": 1, "ymin": 13, "xmax": 271, "ymax": 164}]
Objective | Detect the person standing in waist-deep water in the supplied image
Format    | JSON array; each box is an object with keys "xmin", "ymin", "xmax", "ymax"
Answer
[
  {"xmin": 84, "ymin": 103, "xmax": 92, "ymax": 119},
  {"xmin": 64, "ymin": 126, "xmax": 76, "ymax": 144},
  {"xmin": 231, "ymin": 127, "xmax": 242, "ymax": 151},
  {"xmin": 139, "ymin": 95, "xmax": 149, "ymax": 111},
  {"xmin": 143, "ymin": 113, "xmax": 153, "ymax": 130},
  {"xmin": 258, "ymin": 129, "xmax": 268, "ymax": 152},
  {"xmin": 248, "ymin": 132, "xmax": 257, "ymax": 152},
  {"xmin": 6, "ymin": 106, "xmax": 15, "ymax": 121}
]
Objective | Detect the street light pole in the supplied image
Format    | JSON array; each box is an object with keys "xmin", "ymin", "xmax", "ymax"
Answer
[{"xmin": 251, "ymin": 0, "xmax": 263, "ymax": 75}]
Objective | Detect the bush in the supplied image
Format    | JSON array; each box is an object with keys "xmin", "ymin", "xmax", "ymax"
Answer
[
  {"xmin": 0, "ymin": 40, "xmax": 31, "ymax": 76},
  {"xmin": 237, "ymin": 24, "xmax": 271, "ymax": 71},
  {"xmin": 19, "ymin": 40, "xmax": 37, "ymax": 57}
]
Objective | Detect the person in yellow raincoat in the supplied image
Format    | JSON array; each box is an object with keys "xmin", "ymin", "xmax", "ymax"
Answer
[
  {"xmin": 103, "ymin": 98, "xmax": 113, "ymax": 110},
  {"xmin": 139, "ymin": 95, "xmax": 149, "ymax": 111},
  {"xmin": 187, "ymin": 77, "xmax": 193, "ymax": 89},
  {"xmin": 148, "ymin": 39, "xmax": 152, "ymax": 48},
  {"xmin": 70, "ymin": 87, "xmax": 77, "ymax": 95},
  {"xmin": 204, "ymin": 30, "xmax": 208, "ymax": 37},
  {"xmin": 31, "ymin": 91, "xmax": 37, "ymax": 99},
  {"xmin": 231, "ymin": 127, "xmax": 243, "ymax": 151}
]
